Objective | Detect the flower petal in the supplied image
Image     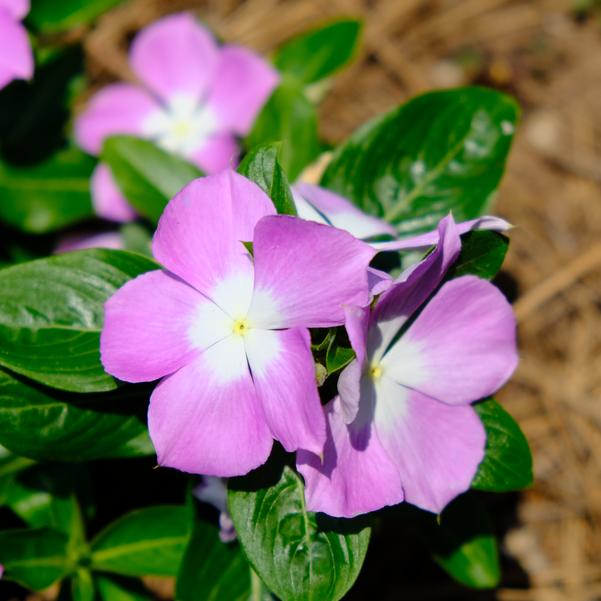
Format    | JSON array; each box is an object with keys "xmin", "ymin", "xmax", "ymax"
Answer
[
  {"xmin": 373, "ymin": 381, "xmax": 486, "ymax": 513},
  {"xmin": 385, "ymin": 275, "xmax": 517, "ymax": 404},
  {"xmin": 152, "ymin": 171, "xmax": 275, "ymax": 306},
  {"xmin": 101, "ymin": 270, "xmax": 228, "ymax": 382},
  {"xmin": 55, "ymin": 231, "xmax": 124, "ymax": 252},
  {"xmin": 91, "ymin": 163, "xmax": 137, "ymax": 222},
  {"xmin": 337, "ymin": 305, "xmax": 369, "ymax": 424},
  {"xmin": 370, "ymin": 214, "xmax": 461, "ymax": 362},
  {"xmin": 190, "ymin": 132, "xmax": 238, "ymax": 174},
  {"xmin": 297, "ymin": 393, "xmax": 404, "ymax": 518},
  {"xmin": 0, "ymin": 11, "xmax": 32, "ymax": 89},
  {"xmin": 129, "ymin": 12, "xmax": 218, "ymax": 104},
  {"xmin": 294, "ymin": 183, "xmax": 396, "ymax": 239},
  {"xmin": 0, "ymin": 0, "xmax": 29, "ymax": 19},
  {"xmin": 249, "ymin": 216, "xmax": 376, "ymax": 328},
  {"xmin": 74, "ymin": 84, "xmax": 159, "ymax": 155},
  {"xmin": 244, "ymin": 327, "xmax": 325, "ymax": 455},
  {"xmin": 205, "ymin": 46, "xmax": 279, "ymax": 136},
  {"xmin": 371, "ymin": 215, "xmax": 512, "ymax": 252},
  {"xmin": 148, "ymin": 335, "xmax": 273, "ymax": 476}
]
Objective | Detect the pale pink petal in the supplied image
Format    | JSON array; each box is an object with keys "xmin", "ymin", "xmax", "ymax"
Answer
[
  {"xmin": 0, "ymin": 0, "xmax": 28, "ymax": 19},
  {"xmin": 249, "ymin": 216, "xmax": 375, "ymax": 329},
  {"xmin": 74, "ymin": 84, "xmax": 159, "ymax": 155},
  {"xmin": 298, "ymin": 394, "xmax": 404, "ymax": 518},
  {"xmin": 190, "ymin": 132, "xmax": 238, "ymax": 174},
  {"xmin": 205, "ymin": 46, "xmax": 279, "ymax": 135},
  {"xmin": 367, "ymin": 267, "xmax": 392, "ymax": 298},
  {"xmin": 0, "ymin": 11, "xmax": 33, "ymax": 89},
  {"xmin": 148, "ymin": 336, "xmax": 273, "ymax": 476},
  {"xmin": 370, "ymin": 214, "xmax": 461, "ymax": 362},
  {"xmin": 384, "ymin": 275, "xmax": 518, "ymax": 405},
  {"xmin": 373, "ymin": 381, "xmax": 486, "ymax": 513},
  {"xmin": 152, "ymin": 171, "xmax": 275, "ymax": 305},
  {"xmin": 371, "ymin": 215, "xmax": 512, "ymax": 252},
  {"xmin": 91, "ymin": 163, "xmax": 137, "ymax": 222},
  {"xmin": 295, "ymin": 183, "xmax": 396, "ymax": 239},
  {"xmin": 130, "ymin": 13, "xmax": 218, "ymax": 104},
  {"xmin": 244, "ymin": 327, "xmax": 325, "ymax": 455},
  {"xmin": 100, "ymin": 270, "xmax": 224, "ymax": 382},
  {"xmin": 337, "ymin": 305, "xmax": 369, "ymax": 424},
  {"xmin": 55, "ymin": 231, "xmax": 124, "ymax": 252}
]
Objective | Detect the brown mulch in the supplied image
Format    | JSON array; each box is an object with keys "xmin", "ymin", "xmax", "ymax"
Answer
[{"xmin": 78, "ymin": 1, "xmax": 601, "ymax": 599}]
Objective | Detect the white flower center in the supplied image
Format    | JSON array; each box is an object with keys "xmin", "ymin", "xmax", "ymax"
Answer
[{"xmin": 143, "ymin": 94, "xmax": 216, "ymax": 158}]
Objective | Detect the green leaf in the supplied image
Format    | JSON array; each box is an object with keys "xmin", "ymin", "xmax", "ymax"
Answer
[
  {"xmin": 0, "ymin": 147, "xmax": 95, "ymax": 234},
  {"xmin": 246, "ymin": 83, "xmax": 321, "ymax": 181},
  {"xmin": 90, "ymin": 506, "xmax": 190, "ymax": 577},
  {"xmin": 0, "ymin": 368, "xmax": 153, "ymax": 461},
  {"xmin": 425, "ymin": 494, "xmax": 500, "ymax": 589},
  {"xmin": 176, "ymin": 519, "xmax": 251, "ymax": 601},
  {"xmin": 321, "ymin": 87, "xmax": 518, "ymax": 235},
  {"xmin": 229, "ymin": 464, "xmax": 370, "ymax": 601},
  {"xmin": 325, "ymin": 344, "xmax": 354, "ymax": 376},
  {"xmin": 96, "ymin": 575, "xmax": 153, "ymax": 601},
  {"xmin": 28, "ymin": 0, "xmax": 122, "ymax": 33},
  {"xmin": 448, "ymin": 231, "xmax": 509, "ymax": 280},
  {"xmin": 102, "ymin": 136, "xmax": 202, "ymax": 224},
  {"xmin": 274, "ymin": 19, "xmax": 362, "ymax": 85},
  {"xmin": 72, "ymin": 568, "xmax": 95, "ymax": 601},
  {"xmin": 0, "ymin": 248, "xmax": 157, "ymax": 392},
  {"xmin": 0, "ymin": 527, "xmax": 72, "ymax": 590},
  {"xmin": 238, "ymin": 144, "xmax": 297, "ymax": 215},
  {"xmin": 472, "ymin": 398, "xmax": 533, "ymax": 492}
]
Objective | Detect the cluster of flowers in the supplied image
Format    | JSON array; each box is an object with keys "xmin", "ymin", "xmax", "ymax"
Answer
[{"xmin": 101, "ymin": 170, "xmax": 518, "ymax": 518}]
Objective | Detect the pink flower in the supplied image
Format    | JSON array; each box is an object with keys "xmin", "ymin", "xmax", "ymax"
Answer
[
  {"xmin": 297, "ymin": 215, "xmax": 518, "ymax": 517},
  {"xmin": 75, "ymin": 13, "xmax": 279, "ymax": 222},
  {"xmin": 293, "ymin": 183, "xmax": 511, "ymax": 249},
  {"xmin": 55, "ymin": 231, "xmax": 124, "ymax": 253},
  {"xmin": 0, "ymin": 0, "xmax": 33, "ymax": 90},
  {"xmin": 100, "ymin": 170, "xmax": 375, "ymax": 477},
  {"xmin": 194, "ymin": 477, "xmax": 236, "ymax": 542}
]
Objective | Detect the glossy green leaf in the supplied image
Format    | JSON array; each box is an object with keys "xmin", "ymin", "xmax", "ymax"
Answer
[
  {"xmin": 246, "ymin": 83, "xmax": 321, "ymax": 181},
  {"xmin": 0, "ymin": 449, "xmax": 35, "ymax": 503},
  {"xmin": 96, "ymin": 575, "xmax": 153, "ymax": 601},
  {"xmin": 0, "ymin": 147, "xmax": 95, "ymax": 234},
  {"xmin": 72, "ymin": 568, "xmax": 95, "ymax": 601},
  {"xmin": 472, "ymin": 398, "xmax": 533, "ymax": 492},
  {"xmin": 90, "ymin": 506, "xmax": 190, "ymax": 577},
  {"xmin": 274, "ymin": 19, "xmax": 362, "ymax": 84},
  {"xmin": 176, "ymin": 518, "xmax": 251, "ymax": 601},
  {"xmin": 321, "ymin": 87, "xmax": 518, "ymax": 235},
  {"xmin": 0, "ymin": 527, "xmax": 72, "ymax": 590},
  {"xmin": 0, "ymin": 368, "xmax": 153, "ymax": 461},
  {"xmin": 28, "ymin": 0, "xmax": 122, "ymax": 32},
  {"xmin": 426, "ymin": 494, "xmax": 500, "ymax": 589},
  {"xmin": 102, "ymin": 136, "xmax": 202, "ymax": 224},
  {"xmin": 238, "ymin": 144, "xmax": 297, "ymax": 215},
  {"xmin": 325, "ymin": 344, "xmax": 354, "ymax": 376},
  {"xmin": 229, "ymin": 464, "xmax": 370, "ymax": 601},
  {"xmin": 448, "ymin": 231, "xmax": 509, "ymax": 280},
  {"xmin": 0, "ymin": 249, "xmax": 157, "ymax": 392}
]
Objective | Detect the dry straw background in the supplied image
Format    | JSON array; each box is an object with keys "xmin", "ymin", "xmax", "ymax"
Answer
[{"xmin": 74, "ymin": 0, "xmax": 601, "ymax": 599}]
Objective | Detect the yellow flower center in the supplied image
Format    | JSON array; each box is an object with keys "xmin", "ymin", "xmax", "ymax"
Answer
[
  {"xmin": 232, "ymin": 319, "xmax": 250, "ymax": 336},
  {"xmin": 369, "ymin": 364, "xmax": 383, "ymax": 380}
]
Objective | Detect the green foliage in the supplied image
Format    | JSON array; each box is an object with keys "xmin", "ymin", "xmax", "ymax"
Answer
[
  {"xmin": 274, "ymin": 19, "xmax": 362, "ymax": 85},
  {"xmin": 0, "ymin": 147, "xmax": 95, "ymax": 234},
  {"xmin": 449, "ymin": 231, "xmax": 509, "ymax": 280},
  {"xmin": 229, "ymin": 464, "xmax": 370, "ymax": 601},
  {"xmin": 102, "ymin": 136, "xmax": 202, "ymax": 224},
  {"xmin": 246, "ymin": 83, "xmax": 321, "ymax": 181},
  {"xmin": 0, "ymin": 249, "xmax": 156, "ymax": 392},
  {"xmin": 321, "ymin": 87, "xmax": 518, "ymax": 234},
  {"xmin": 28, "ymin": 0, "xmax": 122, "ymax": 33},
  {"xmin": 472, "ymin": 398, "xmax": 533, "ymax": 492},
  {"xmin": 90, "ymin": 506, "xmax": 190, "ymax": 577},
  {"xmin": 237, "ymin": 143, "xmax": 297, "ymax": 215}
]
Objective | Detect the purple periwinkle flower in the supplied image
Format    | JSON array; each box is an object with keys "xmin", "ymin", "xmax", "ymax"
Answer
[
  {"xmin": 194, "ymin": 477, "xmax": 236, "ymax": 542},
  {"xmin": 100, "ymin": 170, "xmax": 375, "ymax": 477},
  {"xmin": 297, "ymin": 215, "xmax": 518, "ymax": 517},
  {"xmin": 75, "ymin": 13, "xmax": 278, "ymax": 222},
  {"xmin": 293, "ymin": 183, "xmax": 511, "ymax": 250},
  {"xmin": 0, "ymin": 0, "xmax": 33, "ymax": 90}
]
